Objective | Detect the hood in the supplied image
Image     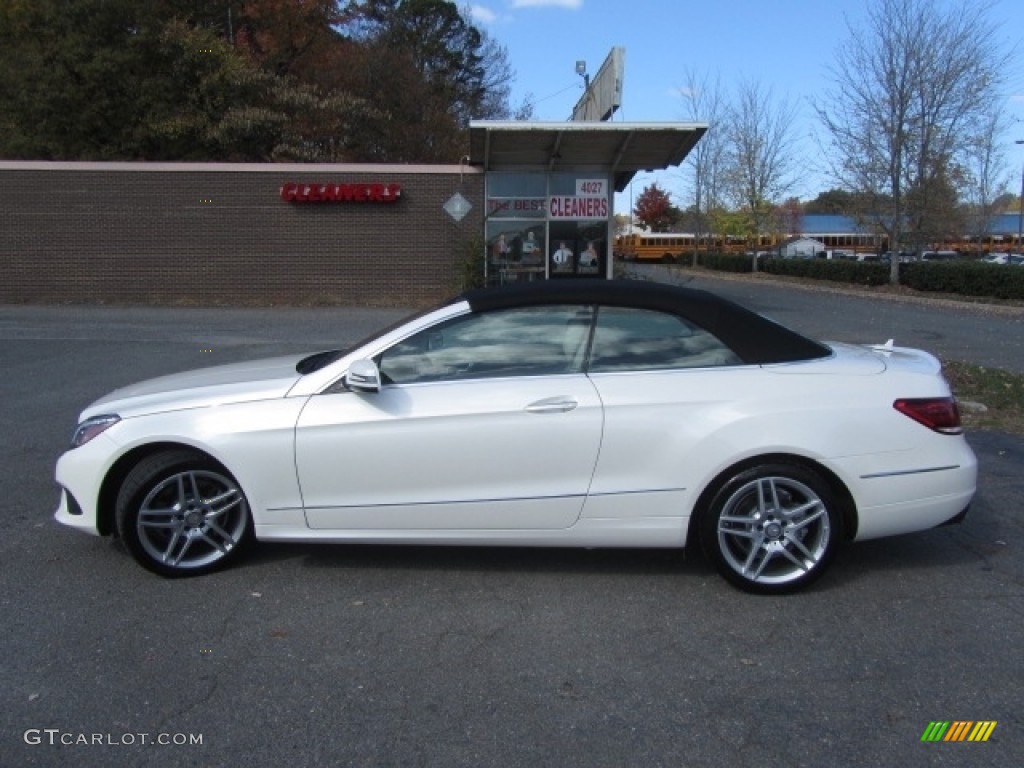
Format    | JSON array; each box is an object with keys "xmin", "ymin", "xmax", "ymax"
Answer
[{"xmin": 82, "ymin": 354, "xmax": 309, "ymax": 420}]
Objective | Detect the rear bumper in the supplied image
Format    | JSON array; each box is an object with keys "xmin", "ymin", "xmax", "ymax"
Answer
[
  {"xmin": 836, "ymin": 437, "xmax": 977, "ymax": 542},
  {"xmin": 939, "ymin": 504, "xmax": 970, "ymax": 527},
  {"xmin": 849, "ymin": 459, "xmax": 977, "ymax": 541}
]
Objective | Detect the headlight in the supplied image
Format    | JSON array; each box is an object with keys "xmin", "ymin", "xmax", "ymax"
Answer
[{"xmin": 70, "ymin": 414, "xmax": 121, "ymax": 448}]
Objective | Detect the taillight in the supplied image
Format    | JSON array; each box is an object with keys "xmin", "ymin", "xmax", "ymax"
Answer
[{"xmin": 893, "ymin": 398, "xmax": 962, "ymax": 434}]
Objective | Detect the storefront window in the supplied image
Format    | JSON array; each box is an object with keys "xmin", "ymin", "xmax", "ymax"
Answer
[
  {"xmin": 548, "ymin": 220, "xmax": 606, "ymax": 278},
  {"xmin": 485, "ymin": 171, "xmax": 611, "ymax": 285},
  {"xmin": 487, "ymin": 222, "xmax": 547, "ymax": 284}
]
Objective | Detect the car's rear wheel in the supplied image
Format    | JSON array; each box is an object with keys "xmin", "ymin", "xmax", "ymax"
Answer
[
  {"xmin": 116, "ymin": 450, "xmax": 252, "ymax": 577},
  {"xmin": 700, "ymin": 463, "xmax": 840, "ymax": 594}
]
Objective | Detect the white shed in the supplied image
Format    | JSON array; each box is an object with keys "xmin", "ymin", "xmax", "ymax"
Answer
[{"xmin": 777, "ymin": 237, "xmax": 826, "ymax": 259}]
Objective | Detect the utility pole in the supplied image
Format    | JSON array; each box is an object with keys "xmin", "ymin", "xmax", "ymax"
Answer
[{"xmin": 1016, "ymin": 140, "xmax": 1024, "ymax": 256}]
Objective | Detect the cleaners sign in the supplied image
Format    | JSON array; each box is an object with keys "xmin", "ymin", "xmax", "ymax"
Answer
[{"xmin": 280, "ymin": 182, "xmax": 402, "ymax": 203}]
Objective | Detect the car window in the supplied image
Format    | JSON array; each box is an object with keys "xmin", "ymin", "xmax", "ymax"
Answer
[
  {"xmin": 588, "ymin": 306, "xmax": 741, "ymax": 372},
  {"xmin": 377, "ymin": 305, "xmax": 595, "ymax": 385}
]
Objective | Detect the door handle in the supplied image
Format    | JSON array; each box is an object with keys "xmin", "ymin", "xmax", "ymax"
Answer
[{"xmin": 525, "ymin": 397, "xmax": 579, "ymax": 414}]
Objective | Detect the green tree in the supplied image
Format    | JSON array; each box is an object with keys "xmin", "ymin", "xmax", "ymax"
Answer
[
  {"xmin": 135, "ymin": 21, "xmax": 289, "ymax": 160},
  {"xmin": 0, "ymin": 0, "xmax": 512, "ymax": 162},
  {"xmin": 0, "ymin": 0, "xmax": 157, "ymax": 158},
  {"xmin": 340, "ymin": 0, "xmax": 515, "ymax": 162},
  {"xmin": 804, "ymin": 189, "xmax": 854, "ymax": 215}
]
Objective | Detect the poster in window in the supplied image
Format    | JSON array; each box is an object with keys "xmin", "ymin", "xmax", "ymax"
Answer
[
  {"xmin": 577, "ymin": 240, "xmax": 601, "ymax": 274},
  {"xmin": 550, "ymin": 240, "xmax": 576, "ymax": 274}
]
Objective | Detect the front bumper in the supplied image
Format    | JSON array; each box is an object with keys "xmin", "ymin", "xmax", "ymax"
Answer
[{"xmin": 53, "ymin": 433, "xmax": 121, "ymax": 536}]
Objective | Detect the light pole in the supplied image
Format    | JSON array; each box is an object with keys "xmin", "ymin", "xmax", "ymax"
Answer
[{"xmin": 1017, "ymin": 140, "xmax": 1024, "ymax": 257}]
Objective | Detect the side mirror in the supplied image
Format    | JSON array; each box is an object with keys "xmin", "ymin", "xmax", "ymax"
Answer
[{"xmin": 344, "ymin": 359, "xmax": 382, "ymax": 393}]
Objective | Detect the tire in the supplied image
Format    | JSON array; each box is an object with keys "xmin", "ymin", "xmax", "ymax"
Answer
[
  {"xmin": 699, "ymin": 463, "xmax": 841, "ymax": 594},
  {"xmin": 116, "ymin": 450, "xmax": 252, "ymax": 577}
]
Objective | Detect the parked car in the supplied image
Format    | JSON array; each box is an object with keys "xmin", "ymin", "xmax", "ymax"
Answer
[
  {"xmin": 54, "ymin": 280, "xmax": 977, "ymax": 594},
  {"xmin": 983, "ymin": 252, "xmax": 1011, "ymax": 265},
  {"xmin": 919, "ymin": 250, "xmax": 961, "ymax": 261},
  {"xmin": 983, "ymin": 252, "xmax": 1024, "ymax": 266}
]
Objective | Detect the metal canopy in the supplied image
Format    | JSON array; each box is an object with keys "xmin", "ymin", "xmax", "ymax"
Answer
[{"xmin": 468, "ymin": 121, "xmax": 708, "ymax": 192}]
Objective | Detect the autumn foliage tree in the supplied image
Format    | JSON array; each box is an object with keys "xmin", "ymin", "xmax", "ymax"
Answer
[{"xmin": 633, "ymin": 183, "xmax": 678, "ymax": 232}]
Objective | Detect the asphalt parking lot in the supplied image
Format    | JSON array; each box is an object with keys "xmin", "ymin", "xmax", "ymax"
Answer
[
  {"xmin": 1, "ymin": 286, "xmax": 1022, "ymax": 768},
  {"xmin": 633, "ymin": 263, "xmax": 1024, "ymax": 374}
]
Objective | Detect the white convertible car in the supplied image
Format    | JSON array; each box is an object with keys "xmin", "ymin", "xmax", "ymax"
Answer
[{"xmin": 55, "ymin": 280, "xmax": 977, "ymax": 593}]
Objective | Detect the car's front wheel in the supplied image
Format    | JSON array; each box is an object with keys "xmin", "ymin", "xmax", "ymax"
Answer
[
  {"xmin": 700, "ymin": 463, "xmax": 841, "ymax": 594},
  {"xmin": 116, "ymin": 450, "xmax": 252, "ymax": 577}
]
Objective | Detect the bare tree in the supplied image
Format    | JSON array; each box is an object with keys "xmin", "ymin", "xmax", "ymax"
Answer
[
  {"xmin": 962, "ymin": 105, "xmax": 1012, "ymax": 250},
  {"xmin": 815, "ymin": 0, "xmax": 1010, "ymax": 281},
  {"xmin": 723, "ymin": 79, "xmax": 799, "ymax": 270},
  {"xmin": 678, "ymin": 69, "xmax": 727, "ymax": 266}
]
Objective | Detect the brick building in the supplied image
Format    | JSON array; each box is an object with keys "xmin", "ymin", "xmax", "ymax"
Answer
[
  {"xmin": 0, "ymin": 121, "xmax": 705, "ymax": 307},
  {"xmin": 0, "ymin": 161, "xmax": 483, "ymax": 307}
]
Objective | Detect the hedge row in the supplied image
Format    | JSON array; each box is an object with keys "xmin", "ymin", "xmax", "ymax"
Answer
[
  {"xmin": 673, "ymin": 253, "xmax": 1024, "ymax": 301},
  {"xmin": 900, "ymin": 261, "xmax": 1024, "ymax": 300},
  {"xmin": 760, "ymin": 257, "xmax": 890, "ymax": 286},
  {"xmin": 699, "ymin": 252, "xmax": 753, "ymax": 273}
]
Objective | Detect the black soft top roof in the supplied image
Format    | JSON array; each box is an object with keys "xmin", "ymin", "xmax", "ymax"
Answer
[{"xmin": 457, "ymin": 279, "xmax": 830, "ymax": 365}]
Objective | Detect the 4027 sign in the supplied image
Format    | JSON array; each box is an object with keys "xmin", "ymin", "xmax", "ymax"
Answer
[{"xmin": 576, "ymin": 179, "xmax": 607, "ymax": 197}]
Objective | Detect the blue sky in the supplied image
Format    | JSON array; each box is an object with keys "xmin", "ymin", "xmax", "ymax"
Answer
[{"xmin": 468, "ymin": 0, "xmax": 1024, "ymax": 209}]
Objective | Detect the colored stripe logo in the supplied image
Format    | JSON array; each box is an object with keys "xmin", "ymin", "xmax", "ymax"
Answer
[{"xmin": 921, "ymin": 721, "xmax": 997, "ymax": 742}]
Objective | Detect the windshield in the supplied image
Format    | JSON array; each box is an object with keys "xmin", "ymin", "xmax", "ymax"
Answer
[{"xmin": 294, "ymin": 301, "xmax": 452, "ymax": 375}]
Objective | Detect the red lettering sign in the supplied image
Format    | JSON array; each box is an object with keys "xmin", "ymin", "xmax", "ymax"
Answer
[
  {"xmin": 280, "ymin": 182, "xmax": 402, "ymax": 203},
  {"xmin": 548, "ymin": 195, "xmax": 609, "ymax": 220}
]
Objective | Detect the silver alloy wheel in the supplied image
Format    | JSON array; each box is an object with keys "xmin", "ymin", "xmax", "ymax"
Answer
[
  {"xmin": 716, "ymin": 475, "xmax": 831, "ymax": 587},
  {"xmin": 136, "ymin": 469, "xmax": 249, "ymax": 571}
]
